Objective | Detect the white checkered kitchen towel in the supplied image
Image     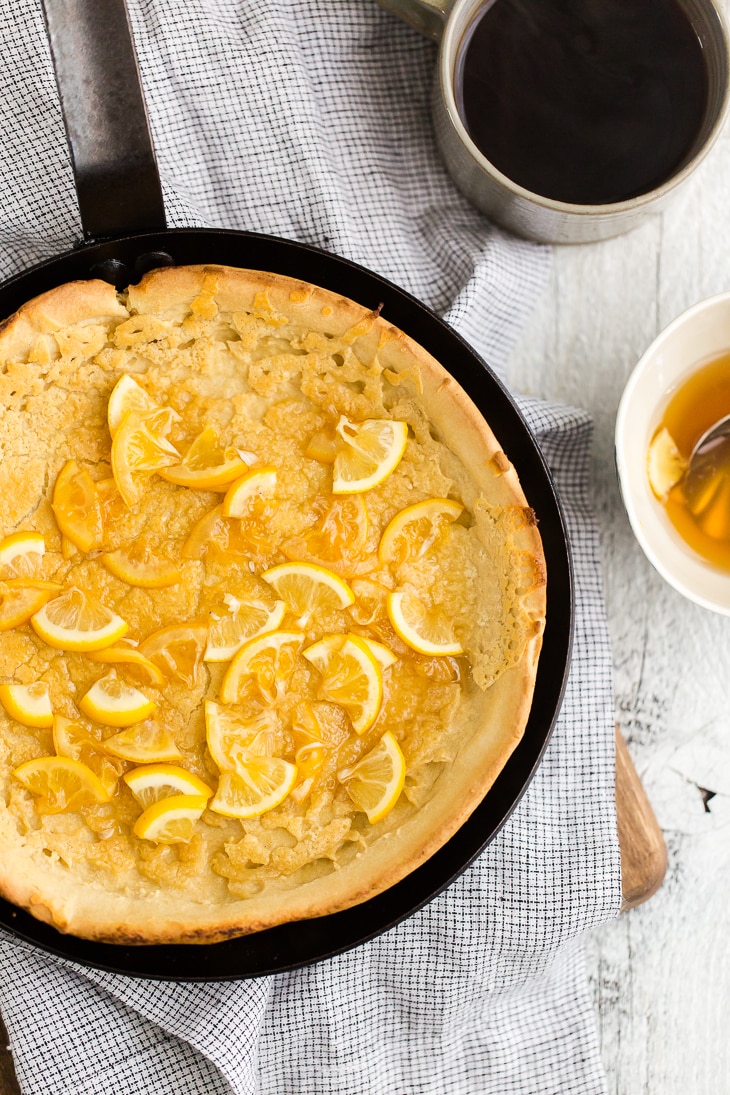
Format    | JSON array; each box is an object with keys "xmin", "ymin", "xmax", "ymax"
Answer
[{"xmin": 0, "ymin": 2, "xmax": 622, "ymax": 1092}]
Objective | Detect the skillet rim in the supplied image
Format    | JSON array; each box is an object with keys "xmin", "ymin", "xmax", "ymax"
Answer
[{"xmin": 0, "ymin": 227, "xmax": 573, "ymax": 980}]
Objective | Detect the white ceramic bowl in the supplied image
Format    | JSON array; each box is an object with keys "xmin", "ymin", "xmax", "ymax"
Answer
[{"xmin": 615, "ymin": 291, "xmax": 730, "ymax": 615}]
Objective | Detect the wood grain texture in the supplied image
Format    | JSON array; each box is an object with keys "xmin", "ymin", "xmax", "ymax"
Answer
[
  {"xmin": 615, "ymin": 729, "xmax": 666, "ymax": 912},
  {"xmin": 509, "ymin": 18, "xmax": 730, "ymax": 1085}
]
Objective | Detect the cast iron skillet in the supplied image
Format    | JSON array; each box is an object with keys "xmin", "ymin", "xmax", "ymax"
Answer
[{"xmin": 0, "ymin": 0, "xmax": 573, "ymax": 980}]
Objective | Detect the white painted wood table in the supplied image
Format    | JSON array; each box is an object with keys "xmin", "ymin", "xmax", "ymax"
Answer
[{"xmin": 508, "ymin": 62, "xmax": 730, "ymax": 1095}]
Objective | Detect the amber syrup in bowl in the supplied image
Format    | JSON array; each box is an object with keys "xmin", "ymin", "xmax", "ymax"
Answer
[
  {"xmin": 454, "ymin": 0, "xmax": 710, "ymax": 206},
  {"xmin": 655, "ymin": 354, "xmax": 730, "ymax": 570}
]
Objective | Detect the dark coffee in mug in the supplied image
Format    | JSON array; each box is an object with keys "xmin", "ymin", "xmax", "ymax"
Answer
[{"xmin": 455, "ymin": 0, "xmax": 710, "ymax": 206}]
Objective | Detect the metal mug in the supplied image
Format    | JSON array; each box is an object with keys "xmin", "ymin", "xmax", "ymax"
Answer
[{"xmin": 378, "ymin": 0, "xmax": 730, "ymax": 244}]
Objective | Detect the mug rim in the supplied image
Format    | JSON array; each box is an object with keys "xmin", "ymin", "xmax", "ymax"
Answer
[{"xmin": 438, "ymin": 0, "xmax": 730, "ymax": 218}]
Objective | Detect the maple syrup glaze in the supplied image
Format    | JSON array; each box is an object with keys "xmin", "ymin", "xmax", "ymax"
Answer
[
  {"xmin": 455, "ymin": 0, "xmax": 709, "ymax": 205},
  {"xmin": 660, "ymin": 354, "xmax": 730, "ymax": 569}
]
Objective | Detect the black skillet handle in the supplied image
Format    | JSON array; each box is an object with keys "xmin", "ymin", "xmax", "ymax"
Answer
[{"xmin": 40, "ymin": 0, "xmax": 167, "ymax": 241}]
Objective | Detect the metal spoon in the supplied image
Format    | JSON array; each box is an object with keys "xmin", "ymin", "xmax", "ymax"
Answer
[{"xmin": 683, "ymin": 413, "xmax": 730, "ymax": 529}]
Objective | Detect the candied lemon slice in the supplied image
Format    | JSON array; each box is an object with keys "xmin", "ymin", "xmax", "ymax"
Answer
[
  {"xmin": 261, "ymin": 562, "xmax": 355, "ymax": 627},
  {"xmin": 107, "ymin": 374, "xmax": 160, "ymax": 437},
  {"xmin": 205, "ymin": 597, "xmax": 286, "ymax": 662},
  {"xmin": 357, "ymin": 635, "xmax": 398, "ymax": 669},
  {"xmin": 338, "ymin": 731, "xmax": 406, "ymax": 824},
  {"xmin": 124, "ymin": 763, "xmax": 213, "ymax": 809},
  {"xmin": 133, "ymin": 793, "xmax": 208, "ymax": 844},
  {"xmin": 138, "ymin": 619, "xmax": 208, "ymax": 687},
  {"xmin": 332, "ymin": 416, "xmax": 408, "ymax": 494},
  {"xmin": 102, "ymin": 721, "xmax": 182, "ymax": 763},
  {"xmin": 0, "ymin": 531, "xmax": 45, "ymax": 577},
  {"xmin": 181, "ymin": 504, "xmax": 227, "ymax": 560},
  {"xmin": 51, "ymin": 460, "xmax": 104, "ymax": 553},
  {"xmin": 102, "ymin": 544, "xmax": 183, "ymax": 589},
  {"xmin": 303, "ymin": 633, "xmax": 382, "ymax": 735},
  {"xmin": 13, "ymin": 755, "xmax": 111, "ymax": 813},
  {"xmin": 219, "ymin": 630, "xmax": 305, "ymax": 705},
  {"xmin": 386, "ymin": 590, "xmax": 463, "ymax": 656},
  {"xmin": 86, "ymin": 642, "xmax": 166, "ymax": 688},
  {"xmin": 378, "ymin": 497, "xmax": 464, "ymax": 566},
  {"xmin": 204, "ymin": 701, "xmax": 279, "ymax": 772},
  {"xmin": 647, "ymin": 426, "xmax": 688, "ymax": 500},
  {"xmin": 0, "ymin": 681, "xmax": 53, "ymax": 728},
  {"xmin": 0, "ymin": 580, "xmax": 61, "ymax": 631},
  {"xmin": 0, "ymin": 580, "xmax": 60, "ymax": 631},
  {"xmin": 281, "ymin": 495, "xmax": 369, "ymax": 576},
  {"xmin": 31, "ymin": 586, "xmax": 128, "ymax": 651},
  {"xmin": 222, "ymin": 465, "xmax": 277, "ymax": 517},
  {"xmin": 209, "ymin": 760, "xmax": 297, "ymax": 819},
  {"xmin": 79, "ymin": 671, "xmax": 156, "ymax": 727},
  {"xmin": 304, "ymin": 427, "xmax": 338, "ymax": 464},
  {"xmin": 160, "ymin": 426, "xmax": 248, "ymax": 490},
  {"xmin": 111, "ymin": 407, "xmax": 181, "ymax": 507},
  {"xmin": 52, "ymin": 715, "xmax": 96, "ymax": 758},
  {"xmin": 52, "ymin": 715, "xmax": 124, "ymax": 796}
]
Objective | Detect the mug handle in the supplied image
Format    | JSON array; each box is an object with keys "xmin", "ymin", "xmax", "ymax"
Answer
[{"xmin": 377, "ymin": 0, "xmax": 453, "ymax": 39}]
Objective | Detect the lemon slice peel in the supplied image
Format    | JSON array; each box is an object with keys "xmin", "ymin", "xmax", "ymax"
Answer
[
  {"xmin": 124, "ymin": 764, "xmax": 213, "ymax": 809},
  {"xmin": 332, "ymin": 416, "xmax": 408, "ymax": 494},
  {"xmin": 261, "ymin": 562, "xmax": 355, "ymax": 627},
  {"xmin": 79, "ymin": 671, "xmax": 156, "ymax": 727},
  {"xmin": 31, "ymin": 587, "xmax": 128, "ymax": 652},
  {"xmin": 338, "ymin": 730, "xmax": 406, "ymax": 824},
  {"xmin": 302, "ymin": 632, "xmax": 383, "ymax": 735},
  {"xmin": 386, "ymin": 590, "xmax": 463, "ymax": 656},
  {"xmin": 0, "ymin": 682, "xmax": 54, "ymax": 728},
  {"xmin": 133, "ymin": 793, "xmax": 208, "ymax": 843}
]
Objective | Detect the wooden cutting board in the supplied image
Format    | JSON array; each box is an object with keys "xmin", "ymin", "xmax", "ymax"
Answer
[{"xmin": 0, "ymin": 729, "xmax": 666, "ymax": 1094}]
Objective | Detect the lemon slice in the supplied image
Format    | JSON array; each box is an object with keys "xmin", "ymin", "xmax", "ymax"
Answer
[
  {"xmin": 107, "ymin": 374, "xmax": 160, "ymax": 437},
  {"xmin": 378, "ymin": 497, "xmax": 464, "ymax": 566},
  {"xmin": 51, "ymin": 460, "xmax": 104, "ymax": 552},
  {"xmin": 52, "ymin": 715, "xmax": 97, "ymax": 758},
  {"xmin": 79, "ymin": 671, "xmax": 156, "ymax": 727},
  {"xmin": 302, "ymin": 633, "xmax": 383, "ymax": 735},
  {"xmin": 209, "ymin": 760, "xmax": 298, "ymax": 819},
  {"xmin": 133, "ymin": 793, "xmax": 208, "ymax": 844},
  {"xmin": 647, "ymin": 426, "xmax": 688, "ymax": 500},
  {"xmin": 160, "ymin": 426, "xmax": 248, "ymax": 490},
  {"xmin": 205, "ymin": 596, "xmax": 286, "ymax": 662},
  {"xmin": 204, "ymin": 701, "xmax": 279, "ymax": 771},
  {"xmin": 31, "ymin": 586, "xmax": 128, "ymax": 651},
  {"xmin": 222, "ymin": 465, "xmax": 277, "ymax": 517},
  {"xmin": 138, "ymin": 619, "xmax": 208, "ymax": 687},
  {"xmin": 86, "ymin": 642, "xmax": 166, "ymax": 688},
  {"xmin": 338, "ymin": 730, "xmax": 406, "ymax": 824},
  {"xmin": 219, "ymin": 630, "xmax": 305, "ymax": 705},
  {"xmin": 181, "ymin": 504, "xmax": 228, "ymax": 560},
  {"xmin": 13, "ymin": 755, "xmax": 111, "ymax": 813},
  {"xmin": 111, "ymin": 407, "xmax": 181, "ymax": 507},
  {"xmin": 0, "ymin": 580, "xmax": 61, "ymax": 632},
  {"xmin": 332, "ymin": 416, "xmax": 408, "ymax": 494},
  {"xmin": 0, "ymin": 531, "xmax": 45, "ymax": 577},
  {"xmin": 52, "ymin": 716, "xmax": 125, "ymax": 795},
  {"xmin": 304, "ymin": 427, "xmax": 338, "ymax": 464},
  {"xmin": 102, "ymin": 544, "xmax": 183, "ymax": 589},
  {"xmin": 386, "ymin": 590, "xmax": 463, "ymax": 656},
  {"xmin": 281, "ymin": 495, "xmax": 369, "ymax": 576},
  {"xmin": 124, "ymin": 763, "xmax": 213, "ymax": 809},
  {"xmin": 357, "ymin": 635, "xmax": 398, "ymax": 669},
  {"xmin": 102, "ymin": 721, "xmax": 182, "ymax": 763},
  {"xmin": 261, "ymin": 562, "xmax": 355, "ymax": 627},
  {"xmin": 0, "ymin": 682, "xmax": 53, "ymax": 728}
]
